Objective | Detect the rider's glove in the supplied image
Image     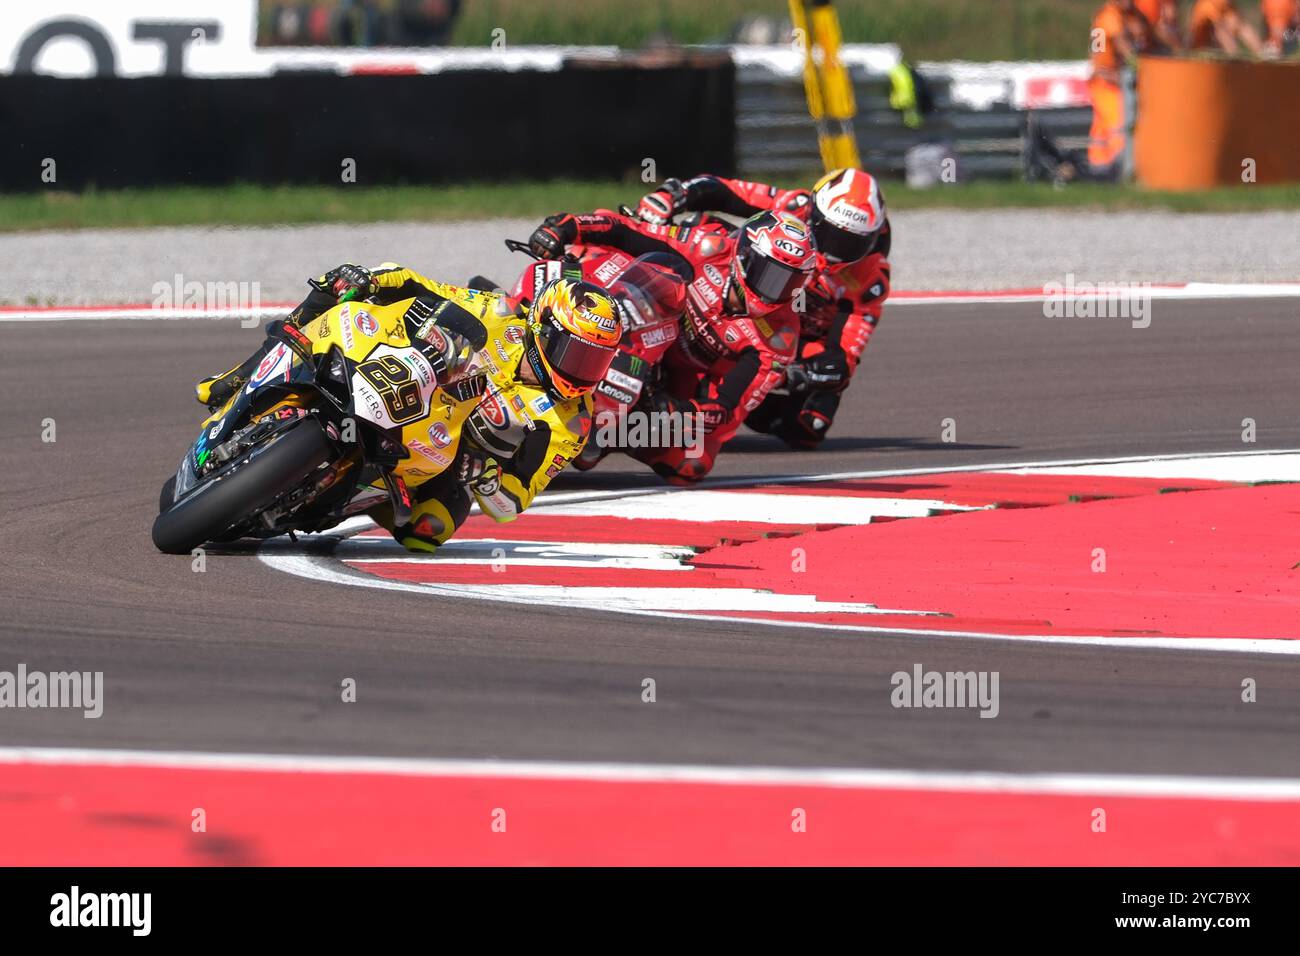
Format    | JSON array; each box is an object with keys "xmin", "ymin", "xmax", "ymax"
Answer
[
  {"xmin": 528, "ymin": 214, "xmax": 578, "ymax": 260},
  {"xmin": 458, "ymin": 449, "xmax": 502, "ymax": 496},
  {"xmin": 636, "ymin": 178, "xmax": 688, "ymax": 225},
  {"xmin": 786, "ymin": 352, "xmax": 850, "ymax": 393},
  {"xmin": 311, "ymin": 263, "xmax": 374, "ymax": 302},
  {"xmin": 777, "ymin": 188, "xmax": 813, "ymax": 215}
]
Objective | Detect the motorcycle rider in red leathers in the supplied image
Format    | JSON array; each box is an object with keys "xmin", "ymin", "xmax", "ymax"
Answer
[
  {"xmin": 528, "ymin": 208, "xmax": 817, "ymax": 483},
  {"xmin": 636, "ymin": 168, "xmax": 891, "ymax": 448}
]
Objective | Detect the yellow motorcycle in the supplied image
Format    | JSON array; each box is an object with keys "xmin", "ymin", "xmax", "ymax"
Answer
[{"xmin": 152, "ymin": 297, "xmax": 480, "ymax": 554}]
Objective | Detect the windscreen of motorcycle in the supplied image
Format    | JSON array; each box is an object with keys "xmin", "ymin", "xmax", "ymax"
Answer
[{"xmin": 606, "ymin": 256, "xmax": 687, "ymax": 329}]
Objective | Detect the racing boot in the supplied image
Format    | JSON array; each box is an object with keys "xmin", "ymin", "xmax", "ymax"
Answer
[
  {"xmin": 195, "ymin": 314, "xmax": 308, "ymax": 409},
  {"xmin": 195, "ymin": 348, "xmax": 268, "ymax": 409},
  {"xmin": 780, "ymin": 390, "xmax": 842, "ymax": 450}
]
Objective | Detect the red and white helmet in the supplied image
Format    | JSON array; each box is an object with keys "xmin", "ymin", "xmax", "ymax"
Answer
[
  {"xmin": 810, "ymin": 168, "xmax": 887, "ymax": 264},
  {"xmin": 729, "ymin": 211, "xmax": 817, "ymax": 316}
]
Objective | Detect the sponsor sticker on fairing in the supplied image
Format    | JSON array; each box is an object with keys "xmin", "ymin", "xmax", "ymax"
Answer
[
  {"xmin": 353, "ymin": 310, "xmax": 379, "ymax": 337},
  {"xmin": 691, "ymin": 276, "xmax": 720, "ymax": 308},
  {"xmin": 408, "ymin": 438, "xmax": 452, "ymax": 467},
  {"xmin": 639, "ymin": 324, "xmax": 677, "ymax": 350},
  {"xmin": 428, "ymin": 420, "xmax": 452, "ymax": 448},
  {"xmin": 418, "ymin": 325, "xmax": 448, "ymax": 354},
  {"xmin": 339, "ymin": 306, "xmax": 355, "ymax": 349},
  {"xmin": 593, "ymin": 253, "xmax": 633, "ymax": 285},
  {"xmin": 504, "ymin": 325, "xmax": 525, "ymax": 344},
  {"xmin": 703, "ymin": 263, "xmax": 725, "ymax": 287},
  {"xmin": 605, "ymin": 368, "xmax": 641, "ymax": 393},
  {"xmin": 530, "ymin": 394, "xmax": 554, "ymax": 415},
  {"xmin": 480, "ymin": 390, "xmax": 508, "ymax": 427},
  {"xmin": 246, "ymin": 343, "xmax": 293, "ymax": 391},
  {"xmin": 596, "ymin": 381, "xmax": 637, "ymax": 405}
]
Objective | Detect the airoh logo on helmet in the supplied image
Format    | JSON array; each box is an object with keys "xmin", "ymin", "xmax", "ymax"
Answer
[{"xmin": 810, "ymin": 167, "xmax": 886, "ymax": 263}]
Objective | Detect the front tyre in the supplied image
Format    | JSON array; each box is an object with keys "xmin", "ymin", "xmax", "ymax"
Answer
[{"xmin": 151, "ymin": 420, "xmax": 334, "ymax": 555}]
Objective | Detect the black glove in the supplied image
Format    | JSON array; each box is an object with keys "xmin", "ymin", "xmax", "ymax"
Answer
[
  {"xmin": 311, "ymin": 263, "xmax": 374, "ymax": 302},
  {"xmin": 785, "ymin": 352, "xmax": 850, "ymax": 393},
  {"xmin": 458, "ymin": 448, "xmax": 502, "ymax": 496},
  {"xmin": 528, "ymin": 214, "xmax": 578, "ymax": 260}
]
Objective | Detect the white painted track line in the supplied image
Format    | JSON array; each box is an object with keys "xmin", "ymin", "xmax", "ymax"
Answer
[{"xmin": 4, "ymin": 745, "xmax": 1300, "ymax": 800}]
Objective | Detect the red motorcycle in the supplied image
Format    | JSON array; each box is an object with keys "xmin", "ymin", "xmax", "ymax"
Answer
[{"xmin": 492, "ymin": 238, "xmax": 689, "ymax": 471}]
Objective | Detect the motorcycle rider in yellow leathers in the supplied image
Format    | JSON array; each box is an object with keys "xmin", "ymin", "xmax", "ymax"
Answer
[{"xmin": 195, "ymin": 262, "xmax": 621, "ymax": 552}]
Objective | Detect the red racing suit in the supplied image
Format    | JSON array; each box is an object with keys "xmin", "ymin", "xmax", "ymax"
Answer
[
  {"xmin": 671, "ymin": 175, "xmax": 892, "ymax": 446},
  {"xmin": 564, "ymin": 210, "xmax": 800, "ymax": 483}
]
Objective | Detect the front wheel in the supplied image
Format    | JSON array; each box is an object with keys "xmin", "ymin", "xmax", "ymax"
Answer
[{"xmin": 151, "ymin": 420, "xmax": 334, "ymax": 554}]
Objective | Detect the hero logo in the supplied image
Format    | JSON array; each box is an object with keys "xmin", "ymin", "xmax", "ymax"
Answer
[
  {"xmin": 353, "ymin": 310, "xmax": 379, "ymax": 337},
  {"xmin": 480, "ymin": 391, "xmax": 508, "ymax": 428},
  {"xmin": 428, "ymin": 420, "xmax": 452, "ymax": 448}
]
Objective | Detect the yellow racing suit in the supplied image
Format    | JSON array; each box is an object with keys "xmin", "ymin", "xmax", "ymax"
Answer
[{"xmin": 361, "ymin": 264, "xmax": 593, "ymax": 551}]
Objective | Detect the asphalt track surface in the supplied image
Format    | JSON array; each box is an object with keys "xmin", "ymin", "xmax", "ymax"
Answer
[{"xmin": 2, "ymin": 298, "xmax": 1298, "ymax": 778}]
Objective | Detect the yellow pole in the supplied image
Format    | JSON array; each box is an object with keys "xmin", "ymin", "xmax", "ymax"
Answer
[{"xmin": 789, "ymin": 0, "xmax": 861, "ymax": 172}]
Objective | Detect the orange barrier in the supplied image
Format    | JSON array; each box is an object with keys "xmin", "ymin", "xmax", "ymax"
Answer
[{"xmin": 1135, "ymin": 55, "xmax": 1300, "ymax": 189}]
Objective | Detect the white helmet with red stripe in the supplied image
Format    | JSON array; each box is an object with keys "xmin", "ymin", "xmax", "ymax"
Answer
[
  {"xmin": 810, "ymin": 167, "xmax": 887, "ymax": 264},
  {"xmin": 730, "ymin": 211, "xmax": 817, "ymax": 316}
]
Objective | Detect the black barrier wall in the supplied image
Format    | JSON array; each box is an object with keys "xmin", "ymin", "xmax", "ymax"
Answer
[{"xmin": 2, "ymin": 63, "xmax": 734, "ymax": 190}]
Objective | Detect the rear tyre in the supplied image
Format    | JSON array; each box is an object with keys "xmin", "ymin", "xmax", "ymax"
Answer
[{"xmin": 151, "ymin": 420, "xmax": 334, "ymax": 555}]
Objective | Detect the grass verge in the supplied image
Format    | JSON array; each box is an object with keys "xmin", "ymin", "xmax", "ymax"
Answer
[{"xmin": 3, "ymin": 179, "xmax": 1298, "ymax": 232}]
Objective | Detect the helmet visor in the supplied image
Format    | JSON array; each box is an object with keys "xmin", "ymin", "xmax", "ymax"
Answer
[
  {"xmin": 737, "ymin": 253, "xmax": 805, "ymax": 305},
  {"xmin": 537, "ymin": 316, "xmax": 618, "ymax": 390},
  {"xmin": 811, "ymin": 207, "xmax": 877, "ymax": 264}
]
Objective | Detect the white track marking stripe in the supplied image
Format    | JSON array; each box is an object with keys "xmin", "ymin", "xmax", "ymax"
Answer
[
  {"xmin": 539, "ymin": 491, "xmax": 984, "ymax": 524},
  {"xmin": 261, "ymin": 552, "xmax": 1300, "ymax": 653},
  {"xmin": 266, "ymin": 557, "xmax": 937, "ymax": 615},
  {"xmin": 260, "ymin": 448, "xmax": 1300, "ymax": 655},
  {"xmin": 1003, "ymin": 453, "xmax": 1300, "ymax": 482},
  {"xmin": 3, "ymin": 745, "xmax": 1300, "ymax": 800},
  {"xmin": 527, "ymin": 447, "xmax": 1300, "ymax": 509}
]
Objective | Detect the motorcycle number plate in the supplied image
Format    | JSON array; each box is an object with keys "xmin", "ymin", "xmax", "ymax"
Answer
[{"xmin": 350, "ymin": 345, "xmax": 438, "ymax": 429}]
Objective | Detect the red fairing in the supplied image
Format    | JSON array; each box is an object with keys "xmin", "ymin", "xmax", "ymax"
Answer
[{"xmin": 567, "ymin": 210, "xmax": 799, "ymax": 422}]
